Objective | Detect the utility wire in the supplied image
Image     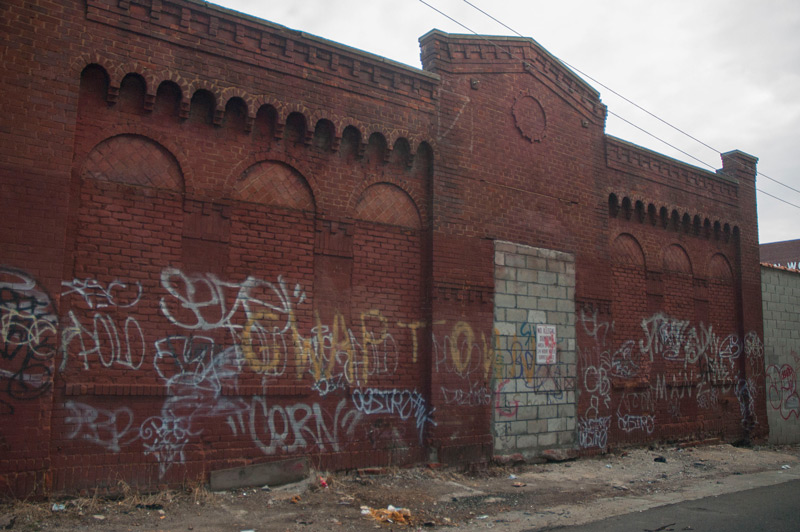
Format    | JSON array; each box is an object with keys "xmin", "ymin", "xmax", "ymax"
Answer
[
  {"xmin": 419, "ymin": 0, "xmax": 480, "ymax": 34},
  {"xmin": 757, "ymin": 189, "xmax": 800, "ymax": 210},
  {"xmin": 454, "ymin": 0, "xmax": 800, "ymax": 199},
  {"xmin": 608, "ymin": 110, "xmax": 718, "ymax": 172}
]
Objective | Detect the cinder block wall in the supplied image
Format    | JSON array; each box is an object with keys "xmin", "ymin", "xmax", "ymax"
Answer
[
  {"xmin": 493, "ymin": 242, "xmax": 576, "ymax": 456},
  {"xmin": 761, "ymin": 265, "xmax": 800, "ymax": 443}
]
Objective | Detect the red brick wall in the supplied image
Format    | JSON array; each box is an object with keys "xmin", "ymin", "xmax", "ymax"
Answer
[{"xmin": 0, "ymin": 0, "xmax": 764, "ymax": 496}]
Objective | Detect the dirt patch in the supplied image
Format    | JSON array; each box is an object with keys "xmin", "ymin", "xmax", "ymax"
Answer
[{"xmin": 2, "ymin": 443, "xmax": 798, "ymax": 531}]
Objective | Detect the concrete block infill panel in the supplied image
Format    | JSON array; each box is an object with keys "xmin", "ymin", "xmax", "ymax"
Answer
[{"xmin": 210, "ymin": 457, "xmax": 310, "ymax": 491}]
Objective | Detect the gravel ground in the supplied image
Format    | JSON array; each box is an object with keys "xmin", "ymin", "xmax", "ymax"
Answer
[{"xmin": 2, "ymin": 443, "xmax": 799, "ymax": 532}]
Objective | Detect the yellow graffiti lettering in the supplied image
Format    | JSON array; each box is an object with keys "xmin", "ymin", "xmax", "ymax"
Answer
[
  {"xmin": 242, "ymin": 310, "xmax": 280, "ymax": 374},
  {"xmin": 398, "ymin": 320, "xmax": 426, "ymax": 363},
  {"xmin": 289, "ymin": 309, "xmax": 313, "ymax": 379},
  {"xmin": 360, "ymin": 309, "xmax": 388, "ymax": 384},
  {"xmin": 493, "ymin": 328, "xmax": 505, "ymax": 380},
  {"xmin": 330, "ymin": 311, "xmax": 355, "ymax": 383},
  {"xmin": 450, "ymin": 321, "xmax": 474, "ymax": 374}
]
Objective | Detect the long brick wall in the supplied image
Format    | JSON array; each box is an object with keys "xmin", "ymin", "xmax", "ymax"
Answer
[{"xmin": 0, "ymin": 0, "xmax": 765, "ymax": 497}]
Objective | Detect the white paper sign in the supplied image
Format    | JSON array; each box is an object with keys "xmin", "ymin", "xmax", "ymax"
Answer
[{"xmin": 536, "ymin": 324, "xmax": 557, "ymax": 364}]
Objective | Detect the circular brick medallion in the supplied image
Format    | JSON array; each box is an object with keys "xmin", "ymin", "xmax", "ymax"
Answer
[{"xmin": 512, "ymin": 94, "xmax": 547, "ymax": 143}]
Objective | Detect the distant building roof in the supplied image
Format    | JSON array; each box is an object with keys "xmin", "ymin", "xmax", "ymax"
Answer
[{"xmin": 760, "ymin": 238, "xmax": 800, "ymax": 268}]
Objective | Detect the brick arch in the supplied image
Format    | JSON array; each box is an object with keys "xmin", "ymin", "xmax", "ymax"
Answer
[
  {"xmin": 611, "ymin": 233, "xmax": 646, "ymax": 268},
  {"xmin": 251, "ymin": 96, "xmax": 289, "ymax": 120},
  {"xmin": 153, "ymin": 71, "xmax": 192, "ymax": 103},
  {"xmin": 222, "ymin": 152, "xmax": 320, "ymax": 207},
  {"xmin": 79, "ymin": 64, "xmax": 111, "ymax": 109},
  {"xmin": 381, "ymin": 129, "xmax": 416, "ymax": 152},
  {"xmin": 662, "ymin": 244, "xmax": 693, "ymax": 275},
  {"xmin": 119, "ymin": 65, "xmax": 158, "ymax": 97},
  {"xmin": 71, "ymin": 54, "xmax": 119, "ymax": 82},
  {"xmin": 73, "ymin": 126, "xmax": 194, "ymax": 194},
  {"xmin": 184, "ymin": 81, "xmax": 222, "ymax": 122},
  {"xmin": 118, "ymin": 73, "xmax": 148, "ymax": 114},
  {"xmin": 708, "ymin": 253, "xmax": 734, "ymax": 281},
  {"xmin": 278, "ymin": 104, "xmax": 314, "ymax": 131},
  {"xmin": 218, "ymin": 88, "xmax": 255, "ymax": 118},
  {"xmin": 80, "ymin": 134, "xmax": 184, "ymax": 191},
  {"xmin": 232, "ymin": 161, "xmax": 315, "ymax": 212},
  {"xmin": 354, "ymin": 183, "xmax": 422, "ymax": 229}
]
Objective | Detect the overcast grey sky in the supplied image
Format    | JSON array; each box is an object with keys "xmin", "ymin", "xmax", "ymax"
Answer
[{"xmin": 214, "ymin": 0, "xmax": 800, "ymax": 244}]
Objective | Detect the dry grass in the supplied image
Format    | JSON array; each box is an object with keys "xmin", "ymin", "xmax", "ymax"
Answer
[{"xmin": 0, "ymin": 477, "xmax": 222, "ymax": 531}]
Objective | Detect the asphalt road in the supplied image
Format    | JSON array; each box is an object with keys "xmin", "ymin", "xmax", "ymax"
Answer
[{"xmin": 531, "ymin": 479, "xmax": 800, "ymax": 532}]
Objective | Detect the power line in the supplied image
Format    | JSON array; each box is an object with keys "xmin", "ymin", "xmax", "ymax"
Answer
[
  {"xmin": 608, "ymin": 110, "xmax": 718, "ymax": 172},
  {"xmin": 756, "ymin": 188, "xmax": 800, "ymax": 210},
  {"xmin": 418, "ymin": 0, "xmax": 480, "ymax": 34},
  {"xmin": 454, "ymin": 0, "xmax": 800, "ymax": 200}
]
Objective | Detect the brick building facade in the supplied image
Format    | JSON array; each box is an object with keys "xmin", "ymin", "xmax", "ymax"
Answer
[{"xmin": 0, "ymin": 0, "xmax": 766, "ymax": 496}]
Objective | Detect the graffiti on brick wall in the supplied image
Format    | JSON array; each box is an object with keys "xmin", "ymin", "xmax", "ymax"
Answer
[
  {"xmin": 433, "ymin": 320, "xmax": 494, "ymax": 379},
  {"xmin": 352, "ymin": 388, "xmax": 436, "ymax": 443},
  {"xmin": 744, "ymin": 331, "xmax": 764, "ymax": 377},
  {"xmin": 247, "ymin": 397, "xmax": 362, "ymax": 457},
  {"xmin": 156, "ymin": 269, "xmax": 407, "ymax": 389},
  {"xmin": 766, "ymin": 355, "xmax": 800, "ymax": 420},
  {"xmin": 62, "ymin": 278, "xmax": 142, "ymax": 309},
  {"xmin": 2, "ymin": 266, "xmax": 455, "ymax": 477},
  {"xmin": 639, "ymin": 314, "xmax": 743, "ymax": 369},
  {"xmin": 0, "ymin": 267, "xmax": 59, "ymax": 414},
  {"xmin": 61, "ymin": 311, "xmax": 146, "ymax": 371},
  {"xmin": 440, "ymin": 381, "xmax": 492, "ymax": 407},
  {"xmin": 434, "ymin": 319, "xmax": 495, "ymax": 413},
  {"xmin": 154, "ymin": 336, "xmax": 236, "ymax": 392},
  {"xmin": 578, "ymin": 416, "xmax": 610, "ymax": 449},
  {"xmin": 64, "ymin": 401, "xmax": 137, "ymax": 452},
  {"xmin": 577, "ymin": 306, "xmax": 762, "ymax": 449}
]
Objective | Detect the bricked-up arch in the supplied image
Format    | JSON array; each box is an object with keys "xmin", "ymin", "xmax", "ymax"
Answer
[
  {"xmin": 233, "ymin": 161, "xmax": 315, "ymax": 211},
  {"xmin": 390, "ymin": 137, "xmax": 411, "ymax": 168},
  {"xmin": 608, "ymin": 193, "xmax": 620, "ymax": 218},
  {"xmin": 81, "ymin": 134, "xmax": 184, "ymax": 191},
  {"xmin": 253, "ymin": 104, "xmax": 278, "ymax": 146},
  {"xmin": 78, "ymin": 64, "xmax": 109, "ymax": 111},
  {"xmin": 611, "ymin": 233, "xmax": 646, "ymax": 267},
  {"xmin": 189, "ymin": 89, "xmax": 215, "ymax": 125},
  {"xmin": 366, "ymin": 132, "xmax": 388, "ymax": 168},
  {"xmin": 661, "ymin": 244, "xmax": 695, "ymax": 336},
  {"xmin": 413, "ymin": 141, "xmax": 433, "ymax": 181},
  {"xmin": 119, "ymin": 73, "xmax": 147, "ymax": 115},
  {"xmin": 340, "ymin": 125, "xmax": 362, "ymax": 162},
  {"xmin": 662, "ymin": 244, "xmax": 693, "ymax": 275},
  {"xmin": 709, "ymin": 253, "xmax": 734, "ymax": 281},
  {"xmin": 154, "ymin": 81, "xmax": 182, "ymax": 118},
  {"xmin": 607, "ymin": 233, "xmax": 649, "ymax": 443},
  {"xmin": 354, "ymin": 183, "xmax": 422, "ymax": 229},
  {"xmin": 707, "ymin": 252, "xmax": 740, "ymax": 391},
  {"xmin": 351, "ymin": 181, "xmax": 425, "ymax": 460},
  {"xmin": 312, "ymin": 119, "xmax": 335, "ymax": 151},
  {"xmin": 222, "ymin": 97, "xmax": 248, "ymax": 132}
]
